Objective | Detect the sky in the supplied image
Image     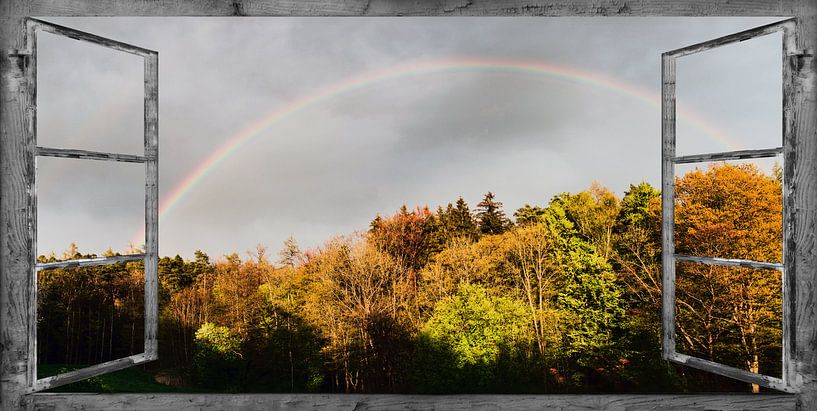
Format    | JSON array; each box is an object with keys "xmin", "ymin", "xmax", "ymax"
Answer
[{"xmin": 34, "ymin": 17, "xmax": 784, "ymax": 260}]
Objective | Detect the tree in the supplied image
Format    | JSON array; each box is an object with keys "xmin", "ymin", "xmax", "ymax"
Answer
[
  {"xmin": 514, "ymin": 204, "xmax": 547, "ymax": 226},
  {"xmin": 612, "ymin": 182, "xmax": 662, "ymax": 309},
  {"xmin": 476, "ymin": 192, "xmax": 510, "ymax": 235},
  {"xmin": 436, "ymin": 197, "xmax": 479, "ymax": 244},
  {"xmin": 673, "ymin": 163, "xmax": 782, "ymax": 392},
  {"xmin": 414, "ymin": 283, "xmax": 539, "ymax": 393},
  {"xmin": 553, "ymin": 183, "xmax": 620, "ymax": 259},
  {"xmin": 277, "ymin": 235, "xmax": 303, "ymax": 268}
]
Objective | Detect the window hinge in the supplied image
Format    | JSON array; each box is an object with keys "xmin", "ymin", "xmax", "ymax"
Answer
[{"xmin": 7, "ymin": 48, "xmax": 32, "ymax": 58}]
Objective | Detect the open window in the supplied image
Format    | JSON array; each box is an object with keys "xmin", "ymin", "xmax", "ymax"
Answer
[
  {"xmin": 23, "ymin": 18, "xmax": 158, "ymax": 393},
  {"xmin": 661, "ymin": 19, "xmax": 798, "ymax": 393}
]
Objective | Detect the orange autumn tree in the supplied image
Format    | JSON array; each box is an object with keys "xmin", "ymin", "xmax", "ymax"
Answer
[{"xmin": 673, "ymin": 163, "xmax": 782, "ymax": 391}]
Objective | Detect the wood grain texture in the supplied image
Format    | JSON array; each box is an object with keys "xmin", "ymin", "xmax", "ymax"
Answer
[
  {"xmin": 664, "ymin": 19, "xmax": 795, "ymax": 58},
  {"xmin": 28, "ymin": 393, "xmax": 798, "ymax": 410},
  {"xmin": 668, "ymin": 352, "xmax": 793, "ymax": 393},
  {"xmin": 1, "ymin": 12, "xmax": 35, "ymax": 411},
  {"xmin": 35, "ymin": 147, "xmax": 148, "ymax": 163},
  {"xmin": 672, "ymin": 147, "xmax": 782, "ymax": 164},
  {"xmin": 10, "ymin": 0, "xmax": 801, "ymax": 17},
  {"xmin": 34, "ymin": 254, "xmax": 145, "ymax": 271},
  {"xmin": 674, "ymin": 255, "xmax": 783, "ymax": 271},
  {"xmin": 788, "ymin": 4, "xmax": 817, "ymax": 411},
  {"xmin": 29, "ymin": 354, "xmax": 151, "ymax": 394},
  {"xmin": 781, "ymin": 20, "xmax": 797, "ymax": 391},
  {"xmin": 660, "ymin": 53, "xmax": 676, "ymax": 361},
  {"xmin": 143, "ymin": 52, "xmax": 159, "ymax": 360},
  {"xmin": 0, "ymin": 1, "xmax": 813, "ymax": 410},
  {"xmin": 27, "ymin": 18, "xmax": 154, "ymax": 57}
]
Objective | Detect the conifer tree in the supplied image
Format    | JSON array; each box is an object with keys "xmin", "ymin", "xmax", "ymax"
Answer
[
  {"xmin": 476, "ymin": 192, "xmax": 509, "ymax": 235},
  {"xmin": 277, "ymin": 235, "xmax": 302, "ymax": 268}
]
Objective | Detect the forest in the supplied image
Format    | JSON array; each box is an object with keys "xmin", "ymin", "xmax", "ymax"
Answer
[{"xmin": 36, "ymin": 162, "xmax": 784, "ymax": 394}]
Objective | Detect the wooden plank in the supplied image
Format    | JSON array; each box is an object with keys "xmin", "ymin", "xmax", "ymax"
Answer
[
  {"xmin": 28, "ymin": 354, "xmax": 151, "ymax": 393},
  {"xmin": 26, "ymin": 18, "xmax": 154, "ymax": 57},
  {"xmin": 35, "ymin": 147, "xmax": 147, "ymax": 163},
  {"xmin": 675, "ymin": 254, "xmax": 784, "ymax": 271},
  {"xmin": 673, "ymin": 147, "xmax": 782, "ymax": 164},
  {"xmin": 25, "ymin": 12, "xmax": 39, "ymax": 396},
  {"xmin": 668, "ymin": 352, "xmax": 795, "ymax": 393},
  {"xmin": 781, "ymin": 21, "xmax": 797, "ymax": 390},
  {"xmin": 35, "ymin": 254, "xmax": 145, "ymax": 271},
  {"xmin": 664, "ymin": 18, "xmax": 795, "ymax": 58},
  {"xmin": 787, "ymin": 5, "xmax": 817, "ymax": 410},
  {"xmin": 143, "ymin": 51, "xmax": 159, "ymax": 360},
  {"xmin": 15, "ymin": 0, "xmax": 800, "ymax": 17},
  {"xmin": 660, "ymin": 53, "xmax": 676, "ymax": 360},
  {"xmin": 28, "ymin": 393, "xmax": 798, "ymax": 411},
  {"xmin": 1, "ymin": 13, "xmax": 35, "ymax": 410}
]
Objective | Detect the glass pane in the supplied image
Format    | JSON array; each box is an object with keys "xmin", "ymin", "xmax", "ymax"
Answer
[
  {"xmin": 675, "ymin": 261, "xmax": 782, "ymax": 383},
  {"xmin": 675, "ymin": 32, "xmax": 782, "ymax": 156},
  {"xmin": 674, "ymin": 157, "xmax": 782, "ymax": 263},
  {"xmin": 37, "ymin": 30, "xmax": 144, "ymax": 155},
  {"xmin": 36, "ymin": 157, "xmax": 144, "ymax": 258}
]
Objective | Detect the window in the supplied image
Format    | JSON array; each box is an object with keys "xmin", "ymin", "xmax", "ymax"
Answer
[
  {"xmin": 23, "ymin": 18, "xmax": 159, "ymax": 393},
  {"xmin": 661, "ymin": 18, "xmax": 798, "ymax": 393}
]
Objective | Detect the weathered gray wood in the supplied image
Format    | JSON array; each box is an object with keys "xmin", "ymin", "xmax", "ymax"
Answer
[
  {"xmin": 675, "ymin": 254, "xmax": 783, "ymax": 271},
  {"xmin": 29, "ymin": 354, "xmax": 150, "ymax": 394},
  {"xmin": 673, "ymin": 147, "xmax": 782, "ymax": 164},
  {"xmin": 0, "ymin": 1, "xmax": 813, "ymax": 410},
  {"xmin": 28, "ymin": 393, "xmax": 798, "ymax": 411},
  {"xmin": 786, "ymin": 4, "xmax": 817, "ymax": 410},
  {"xmin": 35, "ymin": 254, "xmax": 145, "ymax": 271},
  {"xmin": 26, "ymin": 18, "xmax": 154, "ymax": 57},
  {"xmin": 12, "ymin": 0, "xmax": 804, "ymax": 17},
  {"xmin": 668, "ymin": 352, "xmax": 794, "ymax": 393},
  {"xmin": 21, "ymin": 18, "xmax": 160, "ymax": 397},
  {"xmin": 660, "ymin": 53, "xmax": 676, "ymax": 361},
  {"xmin": 780, "ymin": 21, "xmax": 797, "ymax": 391},
  {"xmin": 35, "ymin": 147, "xmax": 147, "ymax": 163},
  {"xmin": 661, "ymin": 17, "xmax": 805, "ymax": 396},
  {"xmin": 143, "ymin": 51, "xmax": 159, "ymax": 360},
  {"xmin": 1, "ymin": 11, "xmax": 30, "ymax": 410},
  {"xmin": 25, "ymin": 12, "xmax": 39, "ymax": 397},
  {"xmin": 664, "ymin": 18, "xmax": 795, "ymax": 58}
]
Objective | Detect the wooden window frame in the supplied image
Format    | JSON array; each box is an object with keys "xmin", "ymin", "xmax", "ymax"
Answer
[
  {"xmin": 21, "ymin": 18, "xmax": 159, "ymax": 394},
  {"xmin": 660, "ymin": 18, "xmax": 799, "ymax": 393},
  {"xmin": 1, "ymin": 2, "xmax": 815, "ymax": 410}
]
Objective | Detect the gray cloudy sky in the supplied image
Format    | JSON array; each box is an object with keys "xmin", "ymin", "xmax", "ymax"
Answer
[{"xmin": 35, "ymin": 17, "xmax": 784, "ymax": 259}]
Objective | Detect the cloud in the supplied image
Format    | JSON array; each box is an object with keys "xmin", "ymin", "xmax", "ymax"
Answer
[{"xmin": 35, "ymin": 16, "xmax": 784, "ymax": 257}]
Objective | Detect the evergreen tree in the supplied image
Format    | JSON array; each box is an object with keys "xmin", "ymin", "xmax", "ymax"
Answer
[
  {"xmin": 476, "ymin": 192, "xmax": 509, "ymax": 235},
  {"xmin": 277, "ymin": 235, "xmax": 302, "ymax": 268},
  {"xmin": 436, "ymin": 197, "xmax": 479, "ymax": 243}
]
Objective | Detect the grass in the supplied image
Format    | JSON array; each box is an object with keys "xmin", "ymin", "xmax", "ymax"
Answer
[{"xmin": 38, "ymin": 364, "xmax": 188, "ymax": 393}]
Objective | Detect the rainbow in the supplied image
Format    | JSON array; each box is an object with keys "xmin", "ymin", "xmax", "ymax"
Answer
[{"xmin": 130, "ymin": 57, "xmax": 737, "ymax": 246}]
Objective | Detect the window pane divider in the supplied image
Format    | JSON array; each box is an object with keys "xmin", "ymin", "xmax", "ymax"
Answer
[
  {"xmin": 667, "ymin": 352, "xmax": 794, "ymax": 393},
  {"xmin": 26, "ymin": 353, "xmax": 153, "ymax": 394},
  {"xmin": 675, "ymin": 254, "xmax": 783, "ymax": 271},
  {"xmin": 36, "ymin": 146, "xmax": 148, "ymax": 163},
  {"xmin": 26, "ymin": 18, "xmax": 156, "ymax": 57},
  {"xmin": 672, "ymin": 147, "xmax": 782, "ymax": 164},
  {"xmin": 35, "ymin": 254, "xmax": 145, "ymax": 271},
  {"xmin": 663, "ymin": 18, "xmax": 795, "ymax": 58}
]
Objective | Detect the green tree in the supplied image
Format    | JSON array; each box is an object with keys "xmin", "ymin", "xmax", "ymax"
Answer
[
  {"xmin": 476, "ymin": 192, "xmax": 510, "ymax": 235},
  {"xmin": 414, "ymin": 283, "xmax": 539, "ymax": 393}
]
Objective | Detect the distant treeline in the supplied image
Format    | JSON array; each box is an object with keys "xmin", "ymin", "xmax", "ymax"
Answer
[{"xmin": 37, "ymin": 163, "xmax": 783, "ymax": 393}]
